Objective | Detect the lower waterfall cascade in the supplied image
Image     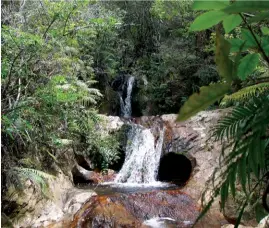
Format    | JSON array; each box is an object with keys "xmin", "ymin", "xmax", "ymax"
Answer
[{"xmin": 114, "ymin": 123, "xmax": 165, "ymax": 184}]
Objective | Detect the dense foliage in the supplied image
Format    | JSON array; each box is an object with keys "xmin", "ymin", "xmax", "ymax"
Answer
[
  {"xmin": 177, "ymin": 1, "xmax": 269, "ymax": 226},
  {"xmin": 1, "ymin": 0, "xmax": 121, "ymax": 209},
  {"xmin": 3, "ymin": 0, "xmax": 269, "ymax": 226}
]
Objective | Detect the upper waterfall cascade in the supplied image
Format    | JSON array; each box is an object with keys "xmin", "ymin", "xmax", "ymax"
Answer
[
  {"xmin": 119, "ymin": 76, "xmax": 135, "ymax": 118},
  {"xmin": 115, "ymin": 124, "xmax": 165, "ymax": 184}
]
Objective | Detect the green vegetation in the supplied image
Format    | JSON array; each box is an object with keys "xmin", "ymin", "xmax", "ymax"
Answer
[
  {"xmin": 177, "ymin": 0, "xmax": 269, "ymax": 226},
  {"xmin": 1, "ymin": 0, "xmax": 120, "ymax": 212},
  {"xmin": 1, "ymin": 0, "xmax": 269, "ymax": 226}
]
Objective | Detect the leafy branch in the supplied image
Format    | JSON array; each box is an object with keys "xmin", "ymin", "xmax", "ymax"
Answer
[{"xmin": 239, "ymin": 13, "xmax": 269, "ymax": 65}]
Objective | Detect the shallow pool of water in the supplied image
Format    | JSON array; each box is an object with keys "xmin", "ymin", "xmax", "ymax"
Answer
[{"xmin": 77, "ymin": 182, "xmax": 179, "ymax": 196}]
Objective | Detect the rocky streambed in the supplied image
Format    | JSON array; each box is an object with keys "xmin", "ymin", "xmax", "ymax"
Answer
[
  {"xmin": 7, "ymin": 110, "xmax": 269, "ymax": 228},
  {"xmin": 71, "ymin": 189, "xmax": 200, "ymax": 228}
]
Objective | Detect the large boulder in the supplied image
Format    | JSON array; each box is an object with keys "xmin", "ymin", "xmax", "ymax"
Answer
[
  {"xmin": 71, "ymin": 189, "xmax": 200, "ymax": 227},
  {"xmin": 4, "ymin": 171, "xmax": 96, "ymax": 228},
  {"xmin": 160, "ymin": 110, "xmax": 226, "ymax": 201},
  {"xmin": 160, "ymin": 110, "xmax": 228, "ymax": 226}
]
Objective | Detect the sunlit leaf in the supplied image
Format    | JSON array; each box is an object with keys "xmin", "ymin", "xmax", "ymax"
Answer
[
  {"xmin": 261, "ymin": 27, "xmax": 269, "ymax": 35},
  {"xmin": 237, "ymin": 53, "xmax": 260, "ymax": 80},
  {"xmin": 223, "ymin": 14, "xmax": 242, "ymax": 33},
  {"xmin": 190, "ymin": 11, "xmax": 228, "ymax": 31},
  {"xmin": 177, "ymin": 83, "xmax": 231, "ymax": 121}
]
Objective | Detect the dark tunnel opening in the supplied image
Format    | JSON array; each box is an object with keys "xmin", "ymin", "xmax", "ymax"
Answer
[{"xmin": 158, "ymin": 153, "xmax": 193, "ymax": 185}]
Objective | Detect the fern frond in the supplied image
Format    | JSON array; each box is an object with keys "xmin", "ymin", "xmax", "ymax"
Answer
[
  {"xmin": 212, "ymin": 103, "xmax": 257, "ymax": 141},
  {"xmin": 221, "ymin": 82, "xmax": 269, "ymax": 105},
  {"xmin": 87, "ymin": 88, "xmax": 103, "ymax": 97},
  {"xmin": 85, "ymin": 80, "xmax": 98, "ymax": 86},
  {"xmin": 75, "ymin": 80, "xmax": 103, "ymax": 107},
  {"xmin": 199, "ymin": 95, "xmax": 269, "ymax": 225},
  {"xmin": 6, "ymin": 167, "xmax": 55, "ymax": 196},
  {"xmin": 81, "ymin": 97, "xmax": 98, "ymax": 106}
]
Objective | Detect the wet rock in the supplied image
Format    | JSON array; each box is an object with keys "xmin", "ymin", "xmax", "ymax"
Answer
[
  {"xmin": 102, "ymin": 169, "xmax": 117, "ymax": 182},
  {"xmin": 132, "ymin": 110, "xmax": 226, "ymax": 195},
  {"xmin": 158, "ymin": 111, "xmax": 230, "ymax": 226},
  {"xmin": 63, "ymin": 189, "xmax": 97, "ymax": 215},
  {"xmin": 71, "ymin": 189, "xmax": 200, "ymax": 228},
  {"xmin": 72, "ymin": 164, "xmax": 95, "ymax": 184},
  {"xmin": 86, "ymin": 169, "xmax": 117, "ymax": 184}
]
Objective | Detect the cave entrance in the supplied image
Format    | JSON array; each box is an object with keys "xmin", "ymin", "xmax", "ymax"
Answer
[{"xmin": 158, "ymin": 153, "xmax": 192, "ymax": 185}]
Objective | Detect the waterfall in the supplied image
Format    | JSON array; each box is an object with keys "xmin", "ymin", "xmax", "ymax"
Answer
[
  {"xmin": 115, "ymin": 124, "xmax": 165, "ymax": 184},
  {"xmin": 119, "ymin": 76, "xmax": 135, "ymax": 118}
]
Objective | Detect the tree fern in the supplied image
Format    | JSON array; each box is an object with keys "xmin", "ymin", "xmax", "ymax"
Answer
[{"xmin": 221, "ymin": 82, "xmax": 269, "ymax": 105}]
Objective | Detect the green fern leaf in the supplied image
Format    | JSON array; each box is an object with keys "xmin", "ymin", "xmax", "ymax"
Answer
[
  {"xmin": 248, "ymin": 137, "xmax": 260, "ymax": 178},
  {"xmin": 7, "ymin": 167, "xmax": 55, "ymax": 197},
  {"xmin": 220, "ymin": 182, "xmax": 229, "ymax": 209},
  {"xmin": 229, "ymin": 164, "xmax": 237, "ymax": 198},
  {"xmin": 235, "ymin": 200, "xmax": 249, "ymax": 228},
  {"xmin": 238, "ymin": 153, "xmax": 247, "ymax": 193},
  {"xmin": 221, "ymin": 82, "xmax": 269, "ymax": 104}
]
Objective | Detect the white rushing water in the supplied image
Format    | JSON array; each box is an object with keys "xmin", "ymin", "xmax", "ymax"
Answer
[
  {"xmin": 115, "ymin": 124, "xmax": 165, "ymax": 184},
  {"xmin": 143, "ymin": 217, "xmax": 176, "ymax": 228},
  {"xmin": 143, "ymin": 217, "xmax": 192, "ymax": 228},
  {"xmin": 119, "ymin": 76, "xmax": 135, "ymax": 118}
]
